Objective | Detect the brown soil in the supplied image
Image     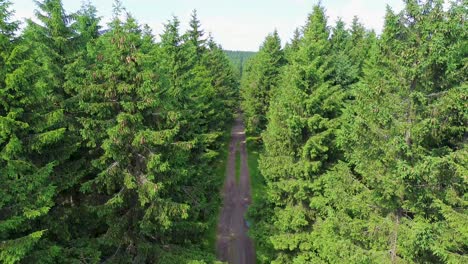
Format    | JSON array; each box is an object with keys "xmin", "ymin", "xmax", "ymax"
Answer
[{"xmin": 216, "ymin": 117, "xmax": 255, "ymax": 264}]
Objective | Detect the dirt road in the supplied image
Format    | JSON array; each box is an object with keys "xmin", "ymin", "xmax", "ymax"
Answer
[{"xmin": 216, "ymin": 117, "xmax": 255, "ymax": 264}]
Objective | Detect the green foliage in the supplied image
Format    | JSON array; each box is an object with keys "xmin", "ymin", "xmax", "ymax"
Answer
[
  {"xmin": 250, "ymin": 5, "xmax": 350, "ymax": 262},
  {"xmin": 241, "ymin": 30, "xmax": 285, "ymax": 135},
  {"xmin": 2, "ymin": 0, "xmax": 466, "ymax": 263},
  {"xmin": 0, "ymin": 231, "xmax": 46, "ymax": 264},
  {"xmin": 246, "ymin": 1, "xmax": 467, "ymax": 263},
  {"xmin": 338, "ymin": 1, "xmax": 467, "ymax": 262},
  {"xmin": 245, "ymin": 139, "xmax": 271, "ymax": 262},
  {"xmin": 1, "ymin": 2, "xmax": 237, "ymax": 263},
  {"xmin": 74, "ymin": 11, "xmax": 190, "ymax": 261},
  {"xmin": 224, "ymin": 50, "xmax": 257, "ymax": 78},
  {"xmin": 0, "ymin": 1, "xmax": 68, "ymax": 262}
]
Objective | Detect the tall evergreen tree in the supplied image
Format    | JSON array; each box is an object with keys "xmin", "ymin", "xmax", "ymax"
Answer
[
  {"xmin": 15, "ymin": 1, "xmax": 101, "ymax": 261},
  {"xmin": 283, "ymin": 28, "xmax": 302, "ymax": 62},
  {"xmin": 241, "ymin": 30, "xmax": 284, "ymax": 135},
  {"xmin": 72, "ymin": 0, "xmax": 100, "ymax": 47},
  {"xmin": 33, "ymin": 2, "xmax": 104, "ymax": 262},
  {"xmin": 339, "ymin": 1, "xmax": 467, "ymax": 262},
  {"xmin": 186, "ymin": 9, "xmax": 206, "ymax": 59},
  {"xmin": 348, "ymin": 16, "xmax": 372, "ymax": 78},
  {"xmin": 18, "ymin": 0, "xmax": 82, "ymax": 195},
  {"xmin": 249, "ymin": 5, "xmax": 350, "ymax": 262},
  {"xmin": 0, "ymin": 0, "xmax": 17, "ymax": 87},
  {"xmin": 204, "ymin": 36, "xmax": 238, "ymax": 132},
  {"xmin": 328, "ymin": 18, "xmax": 358, "ymax": 88},
  {"xmin": 159, "ymin": 16, "xmax": 187, "ymax": 103},
  {"xmin": 0, "ymin": 1, "xmax": 59, "ymax": 262},
  {"xmin": 73, "ymin": 5, "xmax": 193, "ymax": 261},
  {"xmin": 166, "ymin": 14, "xmax": 235, "ymax": 247}
]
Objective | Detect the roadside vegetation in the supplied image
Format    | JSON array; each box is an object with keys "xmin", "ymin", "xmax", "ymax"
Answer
[
  {"xmin": 241, "ymin": 1, "xmax": 467, "ymax": 263},
  {"xmin": 0, "ymin": 1, "xmax": 238, "ymax": 263}
]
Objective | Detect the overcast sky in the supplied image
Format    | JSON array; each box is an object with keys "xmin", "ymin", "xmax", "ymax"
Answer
[{"xmin": 10, "ymin": 0, "xmax": 406, "ymax": 51}]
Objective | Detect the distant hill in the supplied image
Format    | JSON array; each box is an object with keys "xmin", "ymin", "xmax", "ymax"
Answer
[{"xmin": 224, "ymin": 50, "xmax": 257, "ymax": 79}]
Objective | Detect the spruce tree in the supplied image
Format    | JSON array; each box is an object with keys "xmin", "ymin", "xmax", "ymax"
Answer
[
  {"xmin": 72, "ymin": 0, "xmax": 100, "ymax": 47},
  {"xmin": 0, "ymin": 0, "xmax": 16, "ymax": 87},
  {"xmin": 15, "ymin": 1, "xmax": 101, "ymax": 261},
  {"xmin": 186, "ymin": 9, "xmax": 206, "ymax": 59},
  {"xmin": 328, "ymin": 19, "xmax": 358, "ymax": 88},
  {"xmin": 169, "ymin": 14, "xmax": 232, "ymax": 247},
  {"xmin": 0, "ymin": 1, "xmax": 58, "ymax": 262},
  {"xmin": 251, "ymin": 5, "xmax": 349, "ymax": 262},
  {"xmin": 339, "ymin": 1, "xmax": 467, "ymax": 262},
  {"xmin": 34, "ymin": 2, "xmax": 103, "ymax": 262},
  {"xmin": 283, "ymin": 28, "xmax": 302, "ymax": 62},
  {"xmin": 203, "ymin": 36, "xmax": 238, "ymax": 132},
  {"xmin": 18, "ymin": 0, "xmax": 81, "ymax": 196},
  {"xmin": 73, "ymin": 4, "xmax": 194, "ymax": 260},
  {"xmin": 348, "ymin": 16, "xmax": 372, "ymax": 78},
  {"xmin": 241, "ymin": 30, "xmax": 284, "ymax": 135}
]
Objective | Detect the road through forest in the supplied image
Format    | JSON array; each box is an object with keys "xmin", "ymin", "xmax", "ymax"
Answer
[{"xmin": 216, "ymin": 117, "xmax": 255, "ymax": 264}]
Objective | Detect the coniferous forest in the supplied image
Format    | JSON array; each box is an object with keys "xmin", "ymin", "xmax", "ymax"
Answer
[
  {"xmin": 242, "ymin": 1, "xmax": 467, "ymax": 263},
  {"xmin": 0, "ymin": 0, "xmax": 467, "ymax": 264},
  {"xmin": 1, "ymin": 0, "xmax": 237, "ymax": 262},
  {"xmin": 224, "ymin": 50, "xmax": 257, "ymax": 79}
]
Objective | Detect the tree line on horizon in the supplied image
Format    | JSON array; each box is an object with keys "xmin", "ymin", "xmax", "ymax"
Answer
[
  {"xmin": 224, "ymin": 50, "xmax": 257, "ymax": 80},
  {"xmin": 0, "ymin": 0, "xmax": 238, "ymax": 263},
  {"xmin": 241, "ymin": 0, "xmax": 466, "ymax": 263}
]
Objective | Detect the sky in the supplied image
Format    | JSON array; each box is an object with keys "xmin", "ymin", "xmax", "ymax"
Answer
[{"xmin": 10, "ymin": 0, "xmax": 406, "ymax": 51}]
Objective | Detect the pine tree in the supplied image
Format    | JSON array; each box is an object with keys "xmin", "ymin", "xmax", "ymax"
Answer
[
  {"xmin": 0, "ymin": 1, "xmax": 58, "ymax": 262},
  {"xmin": 250, "ymin": 5, "xmax": 350, "ymax": 262},
  {"xmin": 204, "ymin": 36, "xmax": 238, "ymax": 132},
  {"xmin": 167, "ymin": 15, "xmax": 233, "ymax": 248},
  {"xmin": 159, "ymin": 16, "xmax": 187, "ymax": 103},
  {"xmin": 17, "ymin": 0, "xmax": 82, "ymax": 195},
  {"xmin": 0, "ymin": 0, "xmax": 17, "ymax": 86},
  {"xmin": 182, "ymin": 12, "xmax": 219, "ymax": 136},
  {"xmin": 241, "ymin": 30, "xmax": 284, "ymax": 135},
  {"xmin": 348, "ymin": 16, "xmax": 372, "ymax": 78},
  {"xmin": 10, "ymin": 1, "xmax": 102, "ymax": 261},
  {"xmin": 72, "ymin": 4, "xmax": 197, "ymax": 260},
  {"xmin": 72, "ymin": 0, "xmax": 100, "ymax": 47},
  {"xmin": 30, "ymin": 2, "xmax": 104, "ymax": 262},
  {"xmin": 339, "ymin": 1, "xmax": 467, "ymax": 262},
  {"xmin": 328, "ymin": 18, "xmax": 358, "ymax": 88},
  {"xmin": 283, "ymin": 28, "xmax": 302, "ymax": 62},
  {"xmin": 186, "ymin": 9, "xmax": 206, "ymax": 59}
]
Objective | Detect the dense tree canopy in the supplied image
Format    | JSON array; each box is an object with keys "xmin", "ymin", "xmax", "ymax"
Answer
[
  {"xmin": 224, "ymin": 50, "xmax": 256, "ymax": 79},
  {"xmin": 241, "ymin": 30, "xmax": 285, "ymax": 135},
  {"xmin": 0, "ymin": 1, "xmax": 236, "ymax": 263},
  {"xmin": 245, "ymin": 1, "xmax": 467, "ymax": 263},
  {"xmin": 1, "ymin": 0, "xmax": 466, "ymax": 263}
]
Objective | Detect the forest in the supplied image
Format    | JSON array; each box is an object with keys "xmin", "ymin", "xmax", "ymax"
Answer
[
  {"xmin": 0, "ymin": 0, "xmax": 466, "ymax": 263},
  {"xmin": 224, "ymin": 51, "xmax": 257, "ymax": 79},
  {"xmin": 241, "ymin": 1, "xmax": 467, "ymax": 263},
  {"xmin": 1, "ymin": 0, "xmax": 237, "ymax": 262}
]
